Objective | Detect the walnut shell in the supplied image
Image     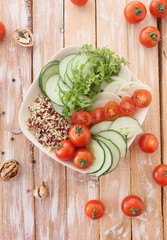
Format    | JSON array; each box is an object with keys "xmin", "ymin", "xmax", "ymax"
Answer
[
  {"xmin": 0, "ymin": 160, "xmax": 21, "ymax": 181},
  {"xmin": 33, "ymin": 182, "xmax": 49, "ymax": 199},
  {"xmin": 14, "ymin": 28, "xmax": 33, "ymax": 47}
]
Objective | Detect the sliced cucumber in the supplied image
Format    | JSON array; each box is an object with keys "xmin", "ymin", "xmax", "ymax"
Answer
[
  {"xmin": 39, "ymin": 61, "xmax": 59, "ymax": 94},
  {"xmin": 71, "ymin": 53, "xmax": 88, "ymax": 74},
  {"xmin": 90, "ymin": 121, "xmax": 112, "ymax": 135},
  {"xmin": 59, "ymin": 54, "xmax": 76, "ymax": 80},
  {"xmin": 45, "ymin": 74, "xmax": 64, "ymax": 107},
  {"xmin": 58, "ymin": 77, "xmax": 70, "ymax": 92},
  {"xmin": 95, "ymin": 135, "xmax": 120, "ymax": 174},
  {"xmin": 109, "ymin": 116, "xmax": 143, "ymax": 139},
  {"xmin": 93, "ymin": 130, "xmax": 127, "ymax": 158},
  {"xmin": 59, "ymin": 54, "xmax": 76, "ymax": 88},
  {"xmin": 85, "ymin": 139, "xmax": 105, "ymax": 174},
  {"xmin": 94, "ymin": 140, "xmax": 113, "ymax": 177},
  {"xmin": 51, "ymin": 102, "xmax": 63, "ymax": 115},
  {"xmin": 66, "ymin": 57, "xmax": 75, "ymax": 81}
]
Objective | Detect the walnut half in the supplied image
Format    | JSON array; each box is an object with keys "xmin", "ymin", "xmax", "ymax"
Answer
[
  {"xmin": 33, "ymin": 182, "xmax": 49, "ymax": 200},
  {"xmin": 0, "ymin": 160, "xmax": 21, "ymax": 181},
  {"xmin": 14, "ymin": 28, "xmax": 33, "ymax": 47}
]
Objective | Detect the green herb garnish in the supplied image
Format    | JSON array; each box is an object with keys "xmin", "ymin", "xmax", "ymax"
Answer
[{"xmin": 62, "ymin": 44, "xmax": 128, "ymax": 118}]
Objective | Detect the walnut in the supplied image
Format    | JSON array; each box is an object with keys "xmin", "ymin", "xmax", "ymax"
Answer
[
  {"xmin": 14, "ymin": 28, "xmax": 33, "ymax": 47},
  {"xmin": 33, "ymin": 182, "xmax": 49, "ymax": 199},
  {"xmin": 0, "ymin": 160, "xmax": 21, "ymax": 181}
]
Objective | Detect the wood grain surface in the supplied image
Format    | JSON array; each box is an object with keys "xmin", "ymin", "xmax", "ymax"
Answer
[{"xmin": 0, "ymin": 0, "xmax": 166, "ymax": 239}]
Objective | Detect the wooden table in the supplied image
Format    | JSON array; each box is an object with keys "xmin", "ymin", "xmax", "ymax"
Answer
[{"xmin": 0, "ymin": 0, "xmax": 167, "ymax": 239}]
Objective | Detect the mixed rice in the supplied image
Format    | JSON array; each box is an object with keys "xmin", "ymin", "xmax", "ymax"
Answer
[{"xmin": 26, "ymin": 95, "xmax": 72, "ymax": 148}]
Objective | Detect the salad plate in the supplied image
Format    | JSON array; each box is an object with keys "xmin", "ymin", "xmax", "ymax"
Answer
[{"xmin": 19, "ymin": 45, "xmax": 150, "ymax": 175}]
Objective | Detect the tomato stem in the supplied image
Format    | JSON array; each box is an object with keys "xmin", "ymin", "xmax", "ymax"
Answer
[
  {"xmin": 157, "ymin": 2, "xmax": 167, "ymax": 13},
  {"xmin": 79, "ymin": 158, "xmax": 87, "ymax": 167},
  {"xmin": 75, "ymin": 126, "xmax": 84, "ymax": 136},
  {"xmin": 130, "ymin": 208, "xmax": 143, "ymax": 215},
  {"xmin": 134, "ymin": 7, "xmax": 142, "ymax": 15},
  {"xmin": 92, "ymin": 207, "xmax": 97, "ymax": 219},
  {"xmin": 165, "ymin": 171, "xmax": 167, "ymax": 177},
  {"xmin": 149, "ymin": 32, "xmax": 158, "ymax": 41},
  {"xmin": 55, "ymin": 142, "xmax": 62, "ymax": 150}
]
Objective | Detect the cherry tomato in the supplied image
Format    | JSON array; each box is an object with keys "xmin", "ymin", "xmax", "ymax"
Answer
[
  {"xmin": 132, "ymin": 89, "xmax": 152, "ymax": 108},
  {"xmin": 71, "ymin": 0, "xmax": 88, "ymax": 6},
  {"xmin": 119, "ymin": 97, "xmax": 136, "ymax": 116},
  {"xmin": 121, "ymin": 195, "xmax": 144, "ymax": 217},
  {"xmin": 68, "ymin": 124, "xmax": 91, "ymax": 147},
  {"xmin": 104, "ymin": 101, "xmax": 120, "ymax": 120},
  {"xmin": 149, "ymin": 0, "xmax": 167, "ymax": 18},
  {"xmin": 73, "ymin": 148, "xmax": 94, "ymax": 169},
  {"xmin": 139, "ymin": 26, "xmax": 160, "ymax": 48},
  {"xmin": 54, "ymin": 140, "xmax": 76, "ymax": 160},
  {"xmin": 152, "ymin": 164, "xmax": 167, "ymax": 186},
  {"xmin": 138, "ymin": 133, "xmax": 159, "ymax": 153},
  {"xmin": 85, "ymin": 200, "xmax": 105, "ymax": 220},
  {"xmin": 124, "ymin": 1, "xmax": 147, "ymax": 24},
  {"xmin": 0, "ymin": 21, "xmax": 6, "ymax": 41},
  {"xmin": 90, "ymin": 107, "xmax": 105, "ymax": 125},
  {"xmin": 71, "ymin": 110, "xmax": 92, "ymax": 126}
]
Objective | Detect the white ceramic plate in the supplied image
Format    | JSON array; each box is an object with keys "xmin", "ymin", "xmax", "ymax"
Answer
[{"xmin": 19, "ymin": 45, "xmax": 149, "ymax": 175}]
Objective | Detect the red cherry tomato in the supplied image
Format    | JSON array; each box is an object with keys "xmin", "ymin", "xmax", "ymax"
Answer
[
  {"xmin": 149, "ymin": 0, "xmax": 167, "ymax": 18},
  {"xmin": 119, "ymin": 97, "xmax": 136, "ymax": 116},
  {"xmin": 139, "ymin": 26, "xmax": 160, "ymax": 48},
  {"xmin": 71, "ymin": 110, "xmax": 92, "ymax": 126},
  {"xmin": 104, "ymin": 101, "xmax": 120, "ymax": 120},
  {"xmin": 68, "ymin": 124, "xmax": 91, "ymax": 147},
  {"xmin": 71, "ymin": 0, "xmax": 88, "ymax": 6},
  {"xmin": 85, "ymin": 200, "xmax": 105, "ymax": 220},
  {"xmin": 0, "ymin": 21, "xmax": 6, "ymax": 41},
  {"xmin": 138, "ymin": 133, "xmax": 159, "ymax": 153},
  {"xmin": 73, "ymin": 148, "xmax": 94, "ymax": 169},
  {"xmin": 121, "ymin": 195, "xmax": 144, "ymax": 217},
  {"xmin": 54, "ymin": 140, "xmax": 76, "ymax": 160},
  {"xmin": 152, "ymin": 164, "xmax": 167, "ymax": 186},
  {"xmin": 90, "ymin": 107, "xmax": 105, "ymax": 125},
  {"xmin": 132, "ymin": 89, "xmax": 152, "ymax": 108},
  {"xmin": 124, "ymin": 1, "xmax": 147, "ymax": 24}
]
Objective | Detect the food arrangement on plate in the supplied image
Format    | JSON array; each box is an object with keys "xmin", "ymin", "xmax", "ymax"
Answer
[{"xmin": 19, "ymin": 44, "xmax": 153, "ymax": 177}]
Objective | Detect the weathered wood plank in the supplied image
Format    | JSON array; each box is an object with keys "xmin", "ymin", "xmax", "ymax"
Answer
[
  {"xmin": 32, "ymin": 0, "xmax": 67, "ymax": 239},
  {"xmin": 127, "ymin": 1, "xmax": 163, "ymax": 239},
  {"xmin": 64, "ymin": 1, "xmax": 99, "ymax": 239},
  {"xmin": 0, "ymin": 0, "xmax": 35, "ymax": 239},
  {"xmin": 96, "ymin": 1, "xmax": 131, "ymax": 239},
  {"xmin": 161, "ymin": 17, "xmax": 167, "ymax": 240}
]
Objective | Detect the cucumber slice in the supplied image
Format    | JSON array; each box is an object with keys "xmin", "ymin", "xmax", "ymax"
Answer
[
  {"xmin": 93, "ymin": 130, "xmax": 127, "ymax": 158},
  {"xmin": 109, "ymin": 116, "xmax": 143, "ymax": 139},
  {"xmin": 39, "ymin": 61, "xmax": 59, "ymax": 94},
  {"xmin": 90, "ymin": 121, "xmax": 112, "ymax": 135},
  {"xmin": 94, "ymin": 140, "xmax": 113, "ymax": 177},
  {"xmin": 59, "ymin": 54, "xmax": 76, "ymax": 80},
  {"xmin": 58, "ymin": 77, "xmax": 70, "ymax": 92},
  {"xmin": 71, "ymin": 53, "xmax": 88, "ymax": 74},
  {"xmin": 65, "ymin": 53, "xmax": 88, "ymax": 83},
  {"xmin": 45, "ymin": 74, "xmax": 64, "ymax": 107},
  {"xmin": 51, "ymin": 102, "xmax": 63, "ymax": 115},
  {"xmin": 95, "ymin": 136, "xmax": 120, "ymax": 175},
  {"xmin": 59, "ymin": 54, "xmax": 76, "ymax": 87},
  {"xmin": 85, "ymin": 139, "xmax": 105, "ymax": 174}
]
